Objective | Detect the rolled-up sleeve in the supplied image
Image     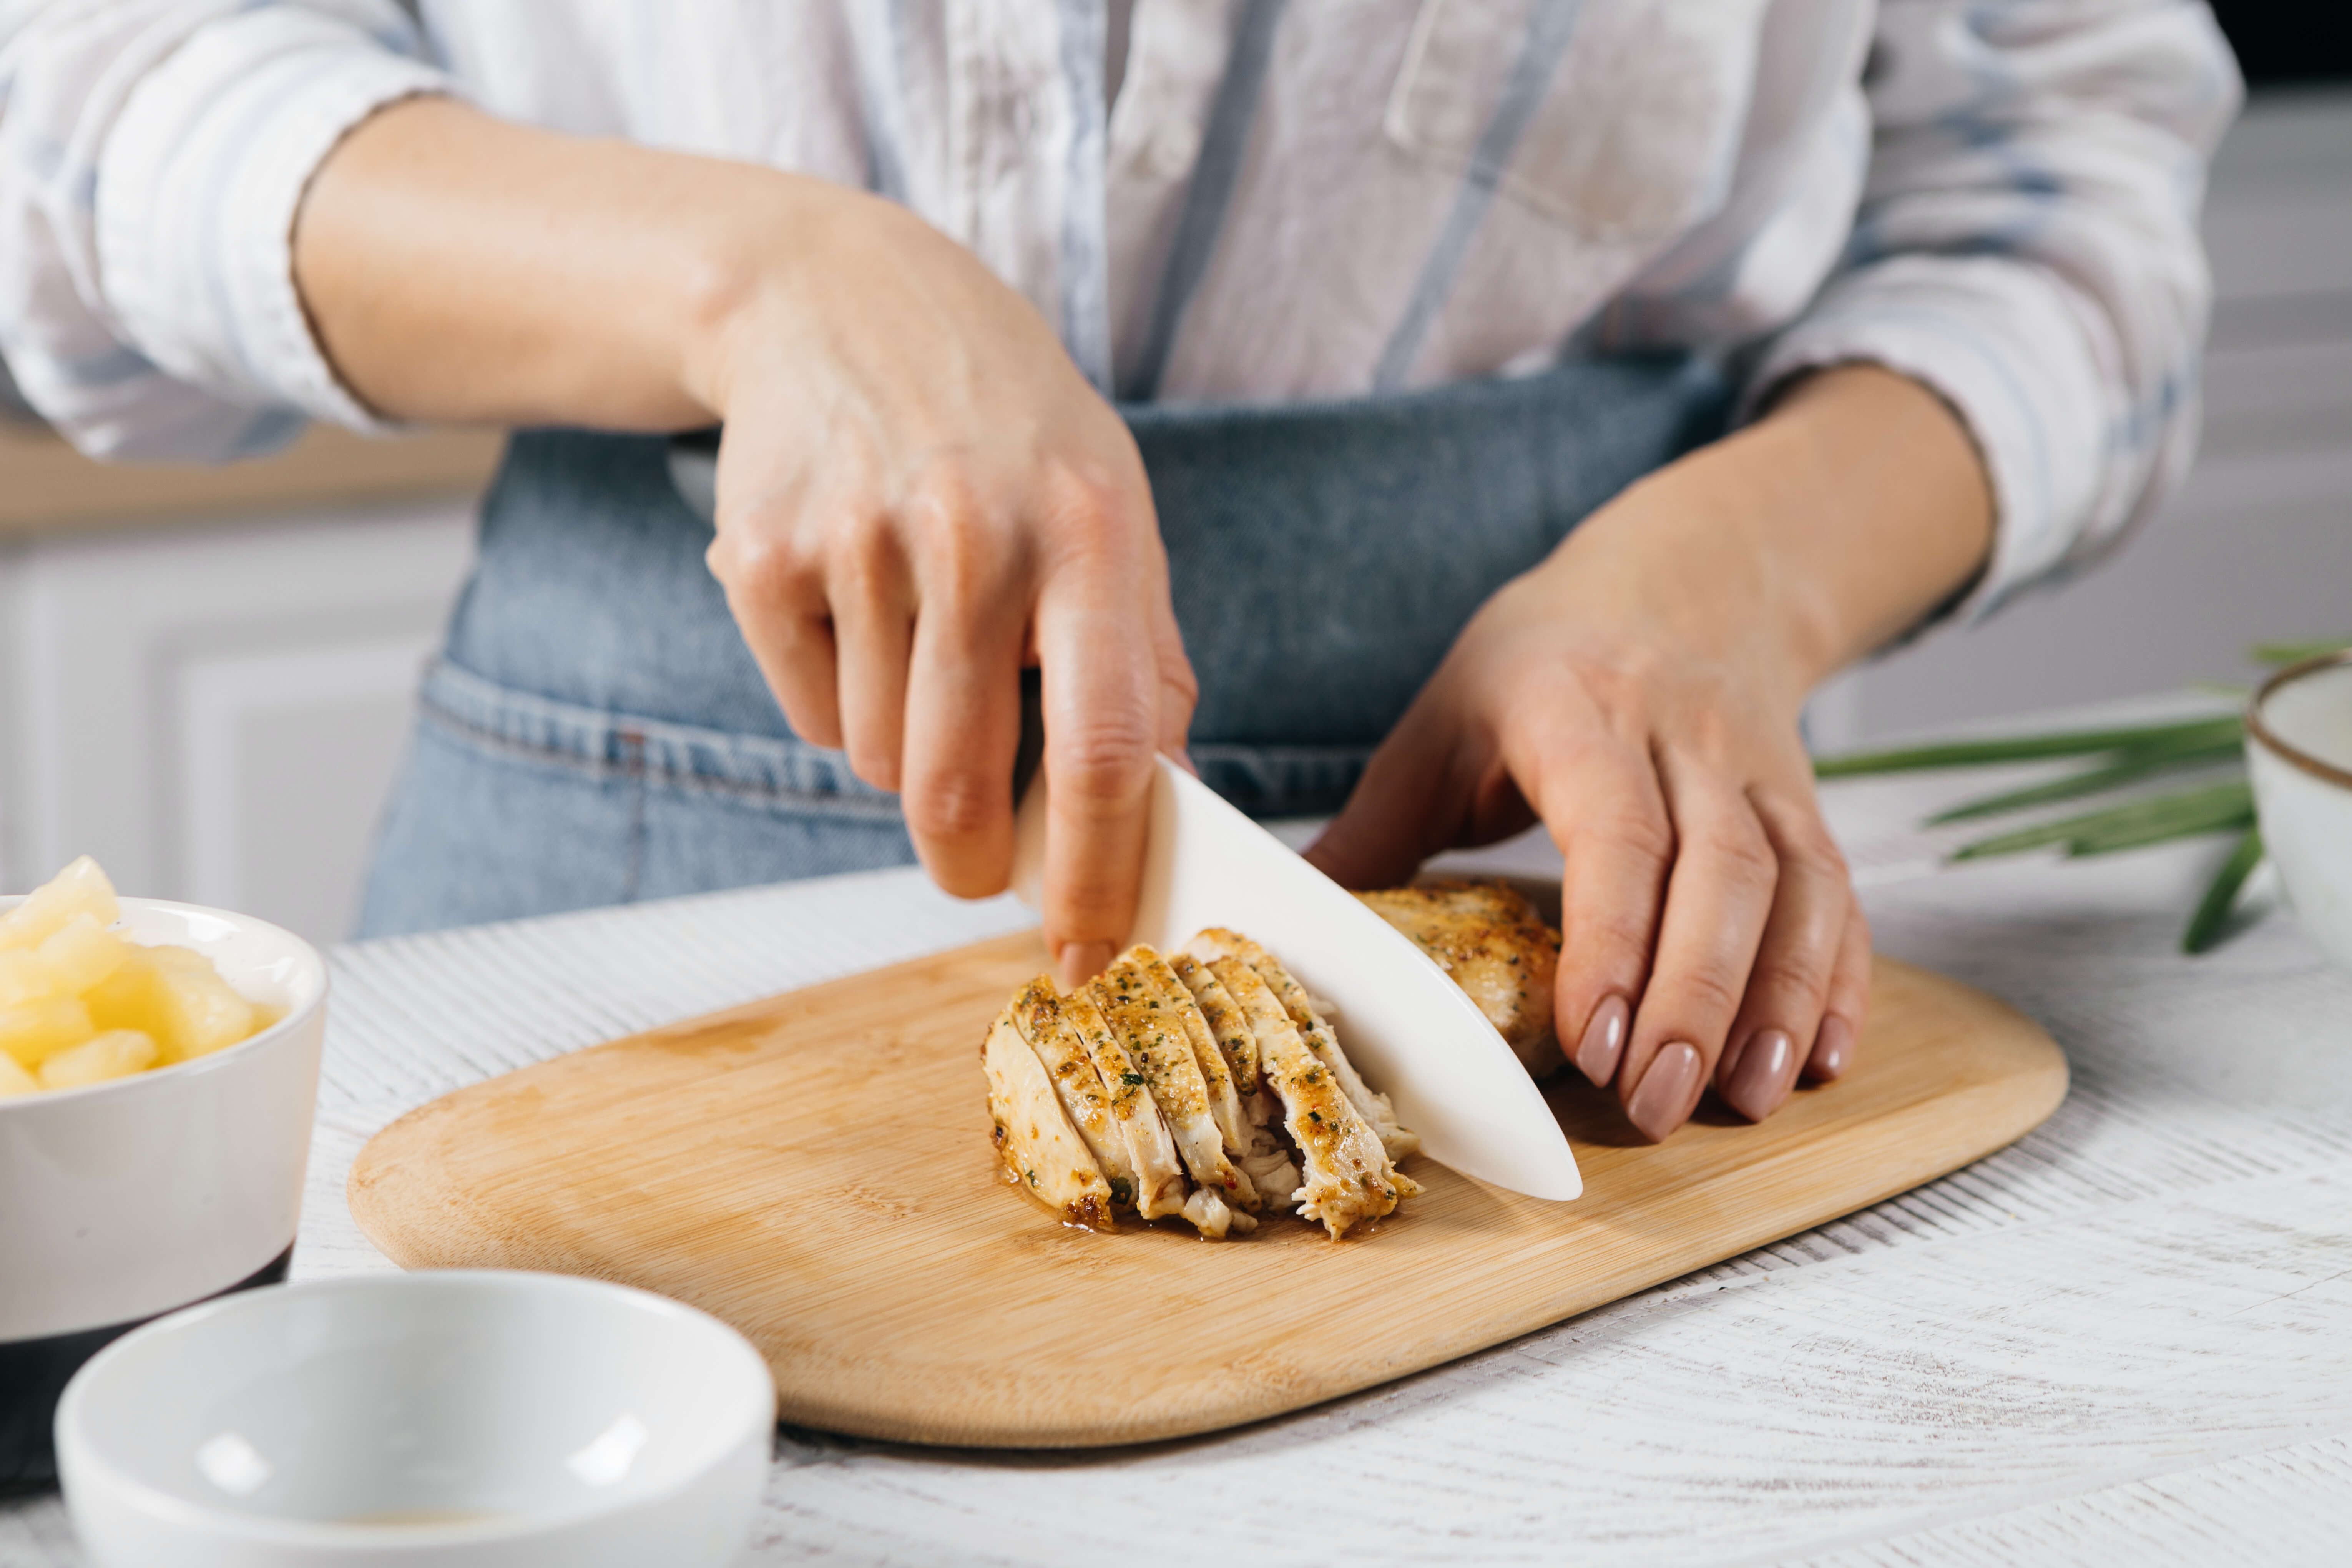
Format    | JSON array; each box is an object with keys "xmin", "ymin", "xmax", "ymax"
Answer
[
  {"xmin": 1744, "ymin": 0, "xmax": 2242, "ymax": 623},
  {"xmin": 0, "ymin": 0, "xmax": 450, "ymax": 460}
]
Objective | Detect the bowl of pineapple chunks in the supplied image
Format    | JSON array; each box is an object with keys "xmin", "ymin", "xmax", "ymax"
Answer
[{"xmin": 0, "ymin": 856, "xmax": 326, "ymax": 1494}]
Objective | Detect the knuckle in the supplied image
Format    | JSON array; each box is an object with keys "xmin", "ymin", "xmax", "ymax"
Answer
[
  {"xmin": 905, "ymin": 768, "xmax": 1003, "ymax": 843},
  {"xmin": 1573, "ymin": 804, "xmax": 1676, "ymax": 868},
  {"xmin": 1750, "ymin": 948, "xmax": 1832, "ymax": 1005},
  {"xmin": 1696, "ymin": 820, "xmax": 1779, "ymax": 888},
  {"xmin": 1668, "ymin": 964, "xmax": 1750, "ymax": 1024},
  {"xmin": 1053, "ymin": 714, "xmax": 1158, "ymax": 806},
  {"xmin": 1567, "ymin": 908, "xmax": 1658, "ymax": 974},
  {"xmin": 709, "ymin": 523, "xmax": 813, "ymax": 607},
  {"xmin": 1774, "ymin": 817, "xmax": 1852, "ymax": 885}
]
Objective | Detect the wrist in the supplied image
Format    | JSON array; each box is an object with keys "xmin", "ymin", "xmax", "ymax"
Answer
[{"xmin": 671, "ymin": 172, "xmax": 918, "ymax": 424}]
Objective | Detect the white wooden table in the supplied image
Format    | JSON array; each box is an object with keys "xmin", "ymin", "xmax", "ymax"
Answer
[{"xmin": 8, "ymin": 718, "xmax": 2352, "ymax": 1565}]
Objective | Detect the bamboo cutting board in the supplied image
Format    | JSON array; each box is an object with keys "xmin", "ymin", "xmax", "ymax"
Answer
[{"xmin": 349, "ymin": 930, "xmax": 2066, "ymax": 1448}]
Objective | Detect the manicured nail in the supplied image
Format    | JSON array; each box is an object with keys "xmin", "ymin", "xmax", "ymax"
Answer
[
  {"xmin": 1810, "ymin": 1014, "xmax": 1856, "ymax": 1080},
  {"xmin": 1057, "ymin": 942, "xmax": 1115, "ymax": 989},
  {"xmin": 1575, "ymin": 995, "xmax": 1629, "ymax": 1085},
  {"xmin": 1723, "ymin": 1028, "xmax": 1799, "ymax": 1122},
  {"xmin": 1626, "ymin": 1041, "xmax": 1704, "ymax": 1142}
]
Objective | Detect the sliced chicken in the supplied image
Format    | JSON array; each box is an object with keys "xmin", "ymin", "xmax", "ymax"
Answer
[
  {"xmin": 1207, "ymin": 957, "xmax": 1412, "ymax": 1240},
  {"xmin": 1186, "ymin": 929, "xmax": 1422, "ymax": 1161},
  {"xmin": 1168, "ymin": 950, "xmax": 1260, "ymax": 1102},
  {"xmin": 1007, "ymin": 978, "xmax": 1140, "ymax": 1211},
  {"xmin": 982, "ymin": 1002, "xmax": 1115, "ymax": 1229},
  {"xmin": 1357, "ymin": 879, "xmax": 1563, "ymax": 1077},
  {"xmin": 1091, "ymin": 949, "xmax": 1259, "ymax": 1214},
  {"xmin": 1056, "ymin": 983, "xmax": 1190, "ymax": 1221},
  {"xmin": 1129, "ymin": 948, "xmax": 1251, "ymax": 1164}
]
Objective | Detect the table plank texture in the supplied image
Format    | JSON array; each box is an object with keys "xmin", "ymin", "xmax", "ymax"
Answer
[{"xmin": 8, "ymin": 731, "xmax": 2352, "ymax": 1564}]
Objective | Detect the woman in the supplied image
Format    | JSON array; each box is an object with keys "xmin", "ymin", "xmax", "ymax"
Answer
[{"xmin": 0, "ymin": 2, "xmax": 2237, "ymax": 1141}]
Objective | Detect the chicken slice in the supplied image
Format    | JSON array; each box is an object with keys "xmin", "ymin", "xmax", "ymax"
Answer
[
  {"xmin": 1130, "ymin": 948, "xmax": 1251, "ymax": 1166},
  {"xmin": 1091, "ymin": 950, "xmax": 1258, "ymax": 1213},
  {"xmin": 1055, "ymin": 983, "xmax": 1190, "ymax": 1220},
  {"xmin": 981, "ymin": 1002, "xmax": 1115, "ymax": 1229},
  {"xmin": 1168, "ymin": 950, "xmax": 1260, "ymax": 1102},
  {"xmin": 1182, "ymin": 1186, "xmax": 1257, "ymax": 1240},
  {"xmin": 1007, "ymin": 978, "xmax": 1139, "ymax": 1211},
  {"xmin": 1186, "ymin": 929, "xmax": 1422, "ymax": 1161},
  {"xmin": 1208, "ymin": 957, "xmax": 1410, "ymax": 1240},
  {"xmin": 1356, "ymin": 879, "xmax": 1563, "ymax": 1077}
]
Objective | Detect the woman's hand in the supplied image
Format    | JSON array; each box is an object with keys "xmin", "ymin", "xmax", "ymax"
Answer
[
  {"xmin": 1307, "ymin": 366, "xmax": 1992, "ymax": 1140},
  {"xmin": 694, "ymin": 197, "xmax": 1194, "ymax": 986},
  {"xmin": 295, "ymin": 99, "xmax": 1193, "ymax": 984}
]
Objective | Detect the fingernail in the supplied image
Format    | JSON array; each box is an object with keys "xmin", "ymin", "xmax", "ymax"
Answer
[
  {"xmin": 1057, "ymin": 942, "xmax": 1114, "ymax": 989},
  {"xmin": 1810, "ymin": 1014, "xmax": 1856, "ymax": 1080},
  {"xmin": 1575, "ymin": 995, "xmax": 1629, "ymax": 1085},
  {"xmin": 1626, "ymin": 1041, "xmax": 1704, "ymax": 1142},
  {"xmin": 1723, "ymin": 1028, "xmax": 1799, "ymax": 1123}
]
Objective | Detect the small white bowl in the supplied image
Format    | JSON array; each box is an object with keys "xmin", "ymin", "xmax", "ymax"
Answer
[
  {"xmin": 2247, "ymin": 653, "xmax": 2352, "ymax": 972},
  {"xmin": 56, "ymin": 1270, "xmax": 776, "ymax": 1566},
  {"xmin": 1, "ymin": 896, "xmax": 326, "ymax": 1488}
]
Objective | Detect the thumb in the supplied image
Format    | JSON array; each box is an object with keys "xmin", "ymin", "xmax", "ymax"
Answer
[{"xmin": 1304, "ymin": 699, "xmax": 1470, "ymax": 890}]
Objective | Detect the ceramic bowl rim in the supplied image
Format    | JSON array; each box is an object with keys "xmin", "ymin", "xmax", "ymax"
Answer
[
  {"xmin": 2247, "ymin": 650, "xmax": 2352, "ymax": 796},
  {"xmin": 55, "ymin": 1269, "xmax": 777, "ymax": 1551},
  {"xmin": 0, "ymin": 894, "xmax": 326, "ymax": 1113}
]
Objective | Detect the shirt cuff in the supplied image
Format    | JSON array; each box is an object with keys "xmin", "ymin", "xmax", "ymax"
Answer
[
  {"xmin": 94, "ymin": 7, "xmax": 452, "ymax": 434},
  {"xmin": 1739, "ymin": 252, "xmax": 2119, "ymax": 628}
]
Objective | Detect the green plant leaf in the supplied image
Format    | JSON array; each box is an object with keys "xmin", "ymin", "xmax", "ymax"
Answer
[
  {"xmin": 2251, "ymin": 639, "xmax": 2352, "ymax": 667},
  {"xmin": 1951, "ymin": 781, "xmax": 2255, "ymax": 861},
  {"xmin": 1927, "ymin": 738, "xmax": 2246, "ymax": 823},
  {"xmin": 2183, "ymin": 826, "xmax": 2266, "ymax": 954},
  {"xmin": 1815, "ymin": 716, "xmax": 2241, "ymax": 777}
]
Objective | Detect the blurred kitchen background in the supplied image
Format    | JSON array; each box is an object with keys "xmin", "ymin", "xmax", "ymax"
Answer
[{"xmin": 0, "ymin": 5, "xmax": 2343, "ymax": 947}]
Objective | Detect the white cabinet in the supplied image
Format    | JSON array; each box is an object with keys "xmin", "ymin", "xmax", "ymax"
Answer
[{"xmin": 0, "ymin": 498, "xmax": 477, "ymax": 944}]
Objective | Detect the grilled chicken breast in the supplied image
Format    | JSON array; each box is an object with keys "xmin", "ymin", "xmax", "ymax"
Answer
[
  {"xmin": 1092, "ymin": 949, "xmax": 1258, "ymax": 1217},
  {"xmin": 1208, "ymin": 957, "xmax": 1409, "ymax": 1239},
  {"xmin": 982, "ymin": 1002, "xmax": 1115, "ymax": 1229},
  {"xmin": 1357, "ymin": 880, "xmax": 1563, "ymax": 1077},
  {"xmin": 1008, "ymin": 978, "xmax": 1139, "ymax": 1210},
  {"xmin": 1168, "ymin": 950, "xmax": 1263, "ymax": 1105},
  {"xmin": 1186, "ymin": 928, "xmax": 1422, "ymax": 1162},
  {"xmin": 1131, "ymin": 947, "xmax": 1251, "ymax": 1160},
  {"xmin": 1057, "ymin": 983, "xmax": 1190, "ymax": 1221}
]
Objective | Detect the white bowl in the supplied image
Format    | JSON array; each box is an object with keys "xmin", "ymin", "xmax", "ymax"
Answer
[
  {"xmin": 56, "ymin": 1270, "xmax": 776, "ymax": 1567},
  {"xmin": 2247, "ymin": 654, "xmax": 2352, "ymax": 972},
  {"xmin": 0, "ymin": 896, "xmax": 326, "ymax": 1489}
]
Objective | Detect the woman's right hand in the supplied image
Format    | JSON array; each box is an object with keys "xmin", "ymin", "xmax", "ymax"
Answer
[
  {"xmin": 691, "ymin": 193, "xmax": 1196, "ymax": 986},
  {"xmin": 294, "ymin": 98, "xmax": 1193, "ymax": 983}
]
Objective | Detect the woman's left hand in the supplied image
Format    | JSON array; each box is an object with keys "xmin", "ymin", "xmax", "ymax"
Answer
[{"xmin": 1305, "ymin": 365, "xmax": 1992, "ymax": 1141}]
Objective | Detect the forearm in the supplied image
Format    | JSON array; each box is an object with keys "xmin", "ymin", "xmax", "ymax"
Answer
[
  {"xmin": 292, "ymin": 95, "xmax": 885, "ymax": 430},
  {"xmin": 1550, "ymin": 363, "xmax": 1993, "ymax": 703}
]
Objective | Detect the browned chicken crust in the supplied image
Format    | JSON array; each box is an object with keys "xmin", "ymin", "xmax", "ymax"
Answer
[{"xmin": 1356, "ymin": 879, "xmax": 1563, "ymax": 1078}]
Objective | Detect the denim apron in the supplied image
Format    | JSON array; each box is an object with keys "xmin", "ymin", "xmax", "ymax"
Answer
[{"xmin": 357, "ymin": 355, "xmax": 1727, "ymax": 937}]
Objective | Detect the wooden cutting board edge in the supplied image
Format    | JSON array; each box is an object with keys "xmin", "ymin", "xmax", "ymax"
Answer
[{"xmin": 348, "ymin": 935, "xmax": 2069, "ymax": 1450}]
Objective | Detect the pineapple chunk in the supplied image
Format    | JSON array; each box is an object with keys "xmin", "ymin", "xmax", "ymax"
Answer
[
  {"xmin": 37, "ymin": 1029, "xmax": 158, "ymax": 1090},
  {"xmin": 0, "ymin": 856, "xmax": 119, "ymax": 950},
  {"xmin": 37, "ymin": 915, "xmax": 130, "ymax": 995},
  {"xmin": 143, "ymin": 947, "xmax": 256, "ymax": 1063},
  {"xmin": 0, "ymin": 995, "xmax": 95, "ymax": 1069},
  {"xmin": 0, "ymin": 1050, "xmax": 35, "ymax": 1096},
  {"xmin": 0, "ymin": 950, "xmax": 52, "ymax": 1009}
]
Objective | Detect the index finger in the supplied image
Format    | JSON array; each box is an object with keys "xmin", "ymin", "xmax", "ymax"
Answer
[{"xmin": 1034, "ymin": 559, "xmax": 1165, "ymax": 987}]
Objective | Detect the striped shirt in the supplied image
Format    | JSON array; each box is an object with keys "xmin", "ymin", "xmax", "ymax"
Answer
[{"xmin": 0, "ymin": 0, "xmax": 2240, "ymax": 623}]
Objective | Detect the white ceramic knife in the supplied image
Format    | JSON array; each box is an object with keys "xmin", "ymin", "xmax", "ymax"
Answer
[{"xmin": 1012, "ymin": 755, "xmax": 1583, "ymax": 1202}]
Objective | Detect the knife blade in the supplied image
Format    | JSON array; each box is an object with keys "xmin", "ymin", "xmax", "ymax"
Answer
[
  {"xmin": 1013, "ymin": 756, "xmax": 1582, "ymax": 1202},
  {"xmin": 671, "ymin": 436, "xmax": 1578, "ymax": 1200}
]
